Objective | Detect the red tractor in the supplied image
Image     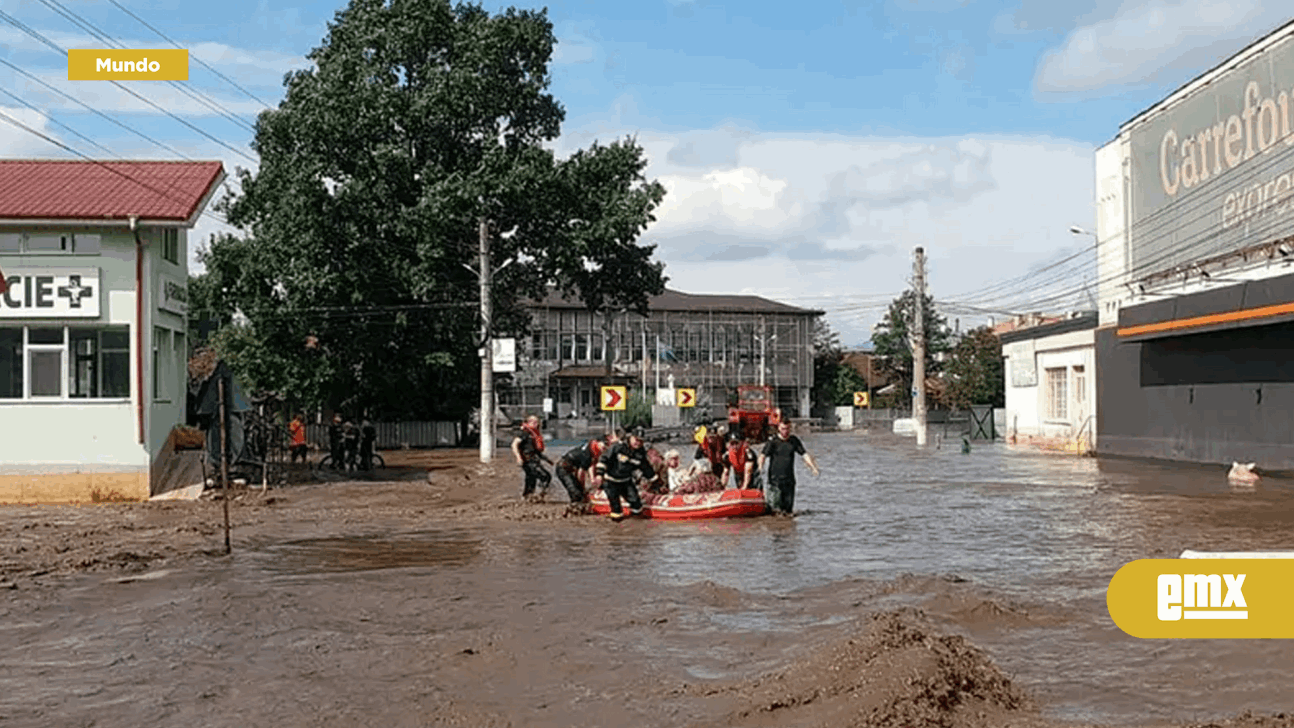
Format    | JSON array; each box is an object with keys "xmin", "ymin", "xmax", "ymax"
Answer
[{"xmin": 728, "ymin": 384, "xmax": 781, "ymax": 443}]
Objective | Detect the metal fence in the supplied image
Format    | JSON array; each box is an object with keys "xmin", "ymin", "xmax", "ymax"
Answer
[{"xmin": 306, "ymin": 421, "xmax": 462, "ymax": 450}]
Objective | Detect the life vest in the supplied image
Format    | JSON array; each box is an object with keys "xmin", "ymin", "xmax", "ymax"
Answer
[
  {"xmin": 726, "ymin": 444, "xmax": 750, "ymax": 473},
  {"xmin": 701, "ymin": 435, "xmax": 725, "ymax": 464}
]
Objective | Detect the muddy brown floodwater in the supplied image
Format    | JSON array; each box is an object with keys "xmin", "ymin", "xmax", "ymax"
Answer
[{"xmin": 3, "ymin": 434, "xmax": 1294, "ymax": 728}]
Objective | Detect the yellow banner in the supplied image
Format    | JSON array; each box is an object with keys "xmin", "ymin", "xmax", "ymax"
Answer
[
  {"xmin": 1107, "ymin": 559, "xmax": 1294, "ymax": 638},
  {"xmin": 68, "ymin": 49, "xmax": 189, "ymax": 81}
]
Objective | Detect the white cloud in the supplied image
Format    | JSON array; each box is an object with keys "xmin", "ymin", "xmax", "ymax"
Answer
[
  {"xmin": 557, "ymin": 122, "xmax": 1097, "ymax": 347},
  {"xmin": 1034, "ymin": 0, "xmax": 1291, "ymax": 95},
  {"xmin": 0, "ymin": 107, "xmax": 61, "ymax": 156}
]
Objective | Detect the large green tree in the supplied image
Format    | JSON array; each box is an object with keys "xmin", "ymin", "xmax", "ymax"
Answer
[
  {"xmin": 945, "ymin": 326, "xmax": 1005, "ymax": 408},
  {"xmin": 810, "ymin": 316, "xmax": 842, "ymax": 412},
  {"xmin": 871, "ymin": 290, "xmax": 952, "ymax": 407},
  {"xmin": 201, "ymin": 0, "xmax": 667, "ymax": 419}
]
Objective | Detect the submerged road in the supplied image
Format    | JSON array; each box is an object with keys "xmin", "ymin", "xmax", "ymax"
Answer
[{"xmin": 2, "ymin": 432, "xmax": 1292, "ymax": 726}]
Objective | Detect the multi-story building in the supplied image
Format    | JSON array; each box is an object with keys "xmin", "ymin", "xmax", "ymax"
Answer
[
  {"xmin": 1094, "ymin": 19, "xmax": 1294, "ymax": 468},
  {"xmin": 0, "ymin": 159, "xmax": 225, "ymax": 502},
  {"xmin": 503, "ymin": 288, "xmax": 822, "ymax": 423}
]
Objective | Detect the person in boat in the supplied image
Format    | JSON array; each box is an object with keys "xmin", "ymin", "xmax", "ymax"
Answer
[
  {"xmin": 555, "ymin": 431, "xmax": 619, "ymax": 503},
  {"xmin": 662, "ymin": 449, "xmax": 692, "ymax": 493},
  {"xmin": 722, "ymin": 433, "xmax": 762, "ymax": 491},
  {"xmin": 758, "ymin": 422, "xmax": 820, "ymax": 515},
  {"xmin": 595, "ymin": 430, "xmax": 661, "ymax": 521},
  {"xmin": 693, "ymin": 424, "xmax": 727, "ymax": 478},
  {"xmin": 511, "ymin": 414, "xmax": 553, "ymax": 499}
]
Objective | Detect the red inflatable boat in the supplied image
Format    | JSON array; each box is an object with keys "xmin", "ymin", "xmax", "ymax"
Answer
[{"xmin": 588, "ymin": 488, "xmax": 769, "ymax": 520}]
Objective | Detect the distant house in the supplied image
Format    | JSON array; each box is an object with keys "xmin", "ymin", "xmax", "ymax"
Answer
[
  {"xmin": 0, "ymin": 159, "xmax": 226, "ymax": 502},
  {"xmin": 1000, "ymin": 312, "xmax": 1098, "ymax": 451}
]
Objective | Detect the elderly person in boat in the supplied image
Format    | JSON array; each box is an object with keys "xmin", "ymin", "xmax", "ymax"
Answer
[{"xmin": 661, "ymin": 449, "xmax": 694, "ymax": 493}]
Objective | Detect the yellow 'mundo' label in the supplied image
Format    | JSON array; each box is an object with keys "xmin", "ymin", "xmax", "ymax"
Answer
[
  {"xmin": 68, "ymin": 49, "xmax": 188, "ymax": 81},
  {"xmin": 1108, "ymin": 559, "xmax": 1294, "ymax": 638}
]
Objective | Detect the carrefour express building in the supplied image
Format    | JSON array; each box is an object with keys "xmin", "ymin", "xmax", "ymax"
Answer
[
  {"xmin": 0, "ymin": 160, "xmax": 224, "ymax": 502},
  {"xmin": 1094, "ymin": 19, "xmax": 1294, "ymax": 469}
]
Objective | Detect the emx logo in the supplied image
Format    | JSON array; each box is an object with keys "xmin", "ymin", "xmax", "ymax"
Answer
[
  {"xmin": 1108, "ymin": 560, "xmax": 1291, "ymax": 638},
  {"xmin": 1157, "ymin": 573, "xmax": 1246, "ymax": 621}
]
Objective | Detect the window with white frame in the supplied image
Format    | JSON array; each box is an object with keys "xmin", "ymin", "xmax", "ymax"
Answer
[
  {"xmin": 69, "ymin": 328, "xmax": 131, "ymax": 398},
  {"xmin": 1073, "ymin": 365, "xmax": 1086, "ymax": 415},
  {"xmin": 1045, "ymin": 367, "xmax": 1068, "ymax": 421},
  {"xmin": 27, "ymin": 327, "xmax": 65, "ymax": 397},
  {"xmin": 0, "ymin": 326, "xmax": 131, "ymax": 400},
  {"xmin": 162, "ymin": 228, "xmax": 179, "ymax": 265}
]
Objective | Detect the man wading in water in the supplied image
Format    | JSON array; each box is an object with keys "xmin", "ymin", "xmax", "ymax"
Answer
[
  {"xmin": 511, "ymin": 415, "xmax": 552, "ymax": 499},
  {"xmin": 759, "ymin": 422, "xmax": 820, "ymax": 515},
  {"xmin": 595, "ymin": 430, "xmax": 660, "ymax": 521},
  {"xmin": 554, "ymin": 431, "xmax": 619, "ymax": 503}
]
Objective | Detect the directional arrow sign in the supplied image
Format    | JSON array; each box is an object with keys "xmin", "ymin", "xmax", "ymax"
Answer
[
  {"xmin": 601, "ymin": 385, "xmax": 626, "ymax": 411},
  {"xmin": 854, "ymin": 391, "xmax": 869, "ymax": 408},
  {"xmin": 677, "ymin": 388, "xmax": 696, "ymax": 407}
]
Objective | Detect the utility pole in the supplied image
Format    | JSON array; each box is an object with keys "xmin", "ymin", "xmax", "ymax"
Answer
[
  {"xmin": 479, "ymin": 218, "xmax": 494, "ymax": 464},
  {"xmin": 758, "ymin": 318, "xmax": 766, "ymax": 387},
  {"xmin": 912, "ymin": 246, "xmax": 928, "ymax": 446}
]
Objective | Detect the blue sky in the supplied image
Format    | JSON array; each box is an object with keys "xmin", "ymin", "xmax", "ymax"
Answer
[{"xmin": 2, "ymin": 0, "xmax": 1291, "ymax": 346}]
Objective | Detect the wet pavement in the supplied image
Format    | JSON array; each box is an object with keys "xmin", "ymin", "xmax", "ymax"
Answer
[{"xmin": 3, "ymin": 432, "xmax": 1294, "ymax": 726}]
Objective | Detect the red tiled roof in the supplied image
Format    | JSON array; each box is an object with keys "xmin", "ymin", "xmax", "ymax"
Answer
[{"xmin": 0, "ymin": 160, "xmax": 226, "ymax": 224}]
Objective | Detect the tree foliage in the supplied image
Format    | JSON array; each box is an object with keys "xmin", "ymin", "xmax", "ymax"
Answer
[
  {"xmin": 945, "ymin": 326, "xmax": 1005, "ymax": 408},
  {"xmin": 199, "ymin": 0, "xmax": 667, "ymax": 419},
  {"xmin": 810, "ymin": 317, "xmax": 842, "ymax": 413},
  {"xmin": 871, "ymin": 290, "xmax": 952, "ymax": 405}
]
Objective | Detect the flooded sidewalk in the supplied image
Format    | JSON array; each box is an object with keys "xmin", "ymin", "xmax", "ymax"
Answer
[{"xmin": 2, "ymin": 438, "xmax": 1293, "ymax": 727}]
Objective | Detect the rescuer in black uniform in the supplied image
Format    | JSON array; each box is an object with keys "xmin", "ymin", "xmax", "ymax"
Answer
[
  {"xmin": 555, "ymin": 431, "xmax": 619, "ymax": 503},
  {"xmin": 595, "ymin": 430, "xmax": 660, "ymax": 521}
]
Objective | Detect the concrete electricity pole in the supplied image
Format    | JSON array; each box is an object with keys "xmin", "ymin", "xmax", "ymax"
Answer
[
  {"xmin": 479, "ymin": 218, "xmax": 495, "ymax": 464},
  {"xmin": 912, "ymin": 246, "xmax": 928, "ymax": 447}
]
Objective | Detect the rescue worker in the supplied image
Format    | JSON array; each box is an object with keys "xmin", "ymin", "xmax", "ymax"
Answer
[
  {"xmin": 758, "ymin": 422, "xmax": 821, "ymax": 515},
  {"xmin": 693, "ymin": 424, "xmax": 727, "ymax": 478},
  {"xmin": 511, "ymin": 414, "xmax": 552, "ymax": 499},
  {"xmin": 722, "ymin": 433, "xmax": 762, "ymax": 491},
  {"xmin": 288, "ymin": 413, "xmax": 308, "ymax": 463},
  {"xmin": 554, "ymin": 430, "xmax": 619, "ymax": 503},
  {"xmin": 595, "ymin": 430, "xmax": 660, "ymax": 521}
]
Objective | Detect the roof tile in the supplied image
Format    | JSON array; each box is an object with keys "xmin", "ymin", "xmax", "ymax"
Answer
[{"xmin": 0, "ymin": 159, "xmax": 225, "ymax": 223}]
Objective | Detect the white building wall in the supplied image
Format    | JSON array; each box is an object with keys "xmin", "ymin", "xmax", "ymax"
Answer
[
  {"xmin": 1004, "ymin": 329, "xmax": 1096, "ymax": 444},
  {"xmin": 1095, "ymin": 137, "xmax": 1130, "ymax": 328},
  {"xmin": 1, "ymin": 226, "xmax": 192, "ymax": 500}
]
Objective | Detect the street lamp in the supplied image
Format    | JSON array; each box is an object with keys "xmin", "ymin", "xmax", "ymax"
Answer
[{"xmin": 1069, "ymin": 225, "xmax": 1095, "ymax": 237}]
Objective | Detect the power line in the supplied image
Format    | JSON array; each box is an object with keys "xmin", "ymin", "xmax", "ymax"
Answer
[
  {"xmin": 0, "ymin": 107, "xmax": 231, "ymax": 227},
  {"xmin": 34, "ymin": 0, "xmax": 257, "ymax": 135},
  {"xmin": 0, "ymin": 7, "xmax": 258, "ymax": 164},
  {"xmin": 0, "ymin": 86, "xmax": 115, "ymax": 157},
  {"xmin": 105, "ymin": 0, "xmax": 275, "ymax": 112}
]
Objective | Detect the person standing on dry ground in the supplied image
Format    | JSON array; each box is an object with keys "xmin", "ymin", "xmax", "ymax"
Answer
[
  {"xmin": 359, "ymin": 417, "xmax": 377, "ymax": 470},
  {"xmin": 342, "ymin": 417, "xmax": 360, "ymax": 471},
  {"xmin": 289, "ymin": 413, "xmax": 308, "ymax": 463},
  {"xmin": 511, "ymin": 414, "xmax": 552, "ymax": 499},
  {"xmin": 595, "ymin": 430, "xmax": 659, "ymax": 521},
  {"xmin": 759, "ymin": 422, "xmax": 820, "ymax": 515},
  {"xmin": 328, "ymin": 414, "xmax": 345, "ymax": 470}
]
